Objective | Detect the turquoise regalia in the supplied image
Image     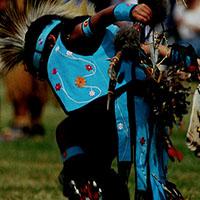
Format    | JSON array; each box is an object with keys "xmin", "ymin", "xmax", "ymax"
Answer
[{"xmin": 47, "ymin": 24, "xmax": 168, "ymax": 199}]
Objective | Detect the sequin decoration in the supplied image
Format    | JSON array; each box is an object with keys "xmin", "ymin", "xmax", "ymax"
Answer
[
  {"xmin": 85, "ymin": 64, "xmax": 93, "ymax": 71},
  {"xmin": 52, "ymin": 68, "xmax": 57, "ymax": 74},
  {"xmin": 89, "ymin": 90, "xmax": 95, "ymax": 97},
  {"xmin": 140, "ymin": 137, "xmax": 146, "ymax": 145},
  {"xmin": 55, "ymin": 46, "xmax": 60, "ymax": 52},
  {"xmin": 75, "ymin": 76, "xmax": 86, "ymax": 88},
  {"xmin": 66, "ymin": 51, "xmax": 73, "ymax": 56},
  {"xmin": 117, "ymin": 123, "xmax": 124, "ymax": 130},
  {"xmin": 38, "ymin": 38, "xmax": 43, "ymax": 45},
  {"xmin": 55, "ymin": 83, "xmax": 62, "ymax": 91}
]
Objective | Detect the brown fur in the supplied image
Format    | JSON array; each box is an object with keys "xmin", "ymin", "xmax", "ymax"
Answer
[
  {"xmin": 4, "ymin": 63, "xmax": 48, "ymax": 128},
  {"xmin": 2, "ymin": 0, "xmax": 48, "ymax": 134}
]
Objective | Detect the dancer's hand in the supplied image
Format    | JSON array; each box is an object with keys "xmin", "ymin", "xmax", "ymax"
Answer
[{"xmin": 131, "ymin": 4, "xmax": 152, "ymax": 24}]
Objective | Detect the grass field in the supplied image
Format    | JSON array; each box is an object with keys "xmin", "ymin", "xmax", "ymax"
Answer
[{"xmin": 0, "ymin": 80, "xmax": 200, "ymax": 200}]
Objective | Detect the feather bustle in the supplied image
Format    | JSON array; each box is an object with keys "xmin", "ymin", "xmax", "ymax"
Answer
[{"xmin": 0, "ymin": 0, "xmax": 95, "ymax": 73}]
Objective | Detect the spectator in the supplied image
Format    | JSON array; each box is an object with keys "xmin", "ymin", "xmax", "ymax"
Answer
[{"xmin": 173, "ymin": 0, "xmax": 200, "ymax": 56}]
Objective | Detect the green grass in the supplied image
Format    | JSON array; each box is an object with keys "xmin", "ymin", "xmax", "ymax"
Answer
[
  {"xmin": 0, "ymin": 79, "xmax": 66, "ymax": 200},
  {"xmin": 0, "ymin": 80, "xmax": 200, "ymax": 200}
]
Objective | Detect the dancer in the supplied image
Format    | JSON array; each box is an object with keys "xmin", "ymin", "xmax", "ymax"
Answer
[{"xmin": 0, "ymin": 0, "xmax": 198, "ymax": 199}]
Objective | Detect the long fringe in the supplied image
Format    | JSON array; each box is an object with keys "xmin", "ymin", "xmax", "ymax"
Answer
[{"xmin": 0, "ymin": 0, "xmax": 95, "ymax": 73}]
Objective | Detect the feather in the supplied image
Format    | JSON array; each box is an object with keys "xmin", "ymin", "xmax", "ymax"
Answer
[
  {"xmin": 0, "ymin": 0, "xmax": 95, "ymax": 73},
  {"xmin": 114, "ymin": 26, "xmax": 141, "ymax": 60}
]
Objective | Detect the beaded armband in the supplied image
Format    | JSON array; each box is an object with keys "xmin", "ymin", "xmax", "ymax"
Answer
[
  {"xmin": 81, "ymin": 17, "xmax": 93, "ymax": 38},
  {"xmin": 62, "ymin": 146, "xmax": 84, "ymax": 162},
  {"xmin": 113, "ymin": 2, "xmax": 137, "ymax": 21}
]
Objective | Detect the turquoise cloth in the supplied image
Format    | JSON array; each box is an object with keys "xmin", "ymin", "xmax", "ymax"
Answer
[{"xmin": 47, "ymin": 24, "xmax": 168, "ymax": 199}]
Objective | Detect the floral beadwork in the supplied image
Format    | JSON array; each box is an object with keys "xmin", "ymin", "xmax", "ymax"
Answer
[
  {"xmin": 66, "ymin": 50, "xmax": 73, "ymax": 56},
  {"xmin": 75, "ymin": 76, "xmax": 86, "ymax": 88},
  {"xmin": 117, "ymin": 123, "xmax": 124, "ymax": 130},
  {"xmin": 140, "ymin": 137, "xmax": 146, "ymax": 145},
  {"xmin": 52, "ymin": 68, "xmax": 57, "ymax": 74},
  {"xmin": 85, "ymin": 64, "xmax": 93, "ymax": 71},
  {"xmin": 55, "ymin": 83, "xmax": 62, "ymax": 91},
  {"xmin": 38, "ymin": 38, "xmax": 43, "ymax": 45},
  {"xmin": 50, "ymin": 50, "xmax": 102, "ymax": 105},
  {"xmin": 89, "ymin": 90, "xmax": 95, "ymax": 97}
]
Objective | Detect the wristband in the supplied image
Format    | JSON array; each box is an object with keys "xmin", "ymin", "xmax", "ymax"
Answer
[
  {"xmin": 61, "ymin": 146, "xmax": 84, "ymax": 162},
  {"xmin": 81, "ymin": 17, "xmax": 93, "ymax": 37},
  {"xmin": 113, "ymin": 2, "xmax": 137, "ymax": 21}
]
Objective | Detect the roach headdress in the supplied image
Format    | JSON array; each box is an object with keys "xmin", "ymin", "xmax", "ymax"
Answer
[{"xmin": 0, "ymin": 0, "xmax": 94, "ymax": 74}]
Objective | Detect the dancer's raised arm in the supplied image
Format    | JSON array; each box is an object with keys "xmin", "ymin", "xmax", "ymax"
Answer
[{"xmin": 68, "ymin": 3, "xmax": 152, "ymax": 43}]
